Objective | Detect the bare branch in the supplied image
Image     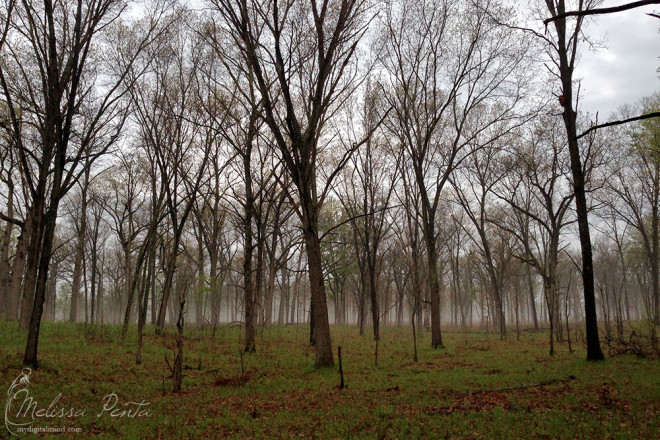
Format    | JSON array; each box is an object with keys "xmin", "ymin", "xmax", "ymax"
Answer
[
  {"xmin": 576, "ymin": 112, "xmax": 660, "ymax": 140},
  {"xmin": 544, "ymin": 0, "xmax": 660, "ymax": 25}
]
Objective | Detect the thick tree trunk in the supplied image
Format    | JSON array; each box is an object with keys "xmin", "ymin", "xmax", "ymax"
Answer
[
  {"xmin": 20, "ymin": 205, "xmax": 45, "ymax": 331},
  {"xmin": 24, "ymin": 208, "xmax": 57, "ymax": 368},
  {"xmin": 6, "ymin": 219, "xmax": 29, "ymax": 321},
  {"xmin": 424, "ymin": 229, "xmax": 444, "ymax": 349},
  {"xmin": 302, "ymin": 212, "xmax": 334, "ymax": 366}
]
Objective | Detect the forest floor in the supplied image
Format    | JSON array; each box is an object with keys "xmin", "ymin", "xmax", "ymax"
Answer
[{"xmin": 0, "ymin": 322, "xmax": 658, "ymax": 439}]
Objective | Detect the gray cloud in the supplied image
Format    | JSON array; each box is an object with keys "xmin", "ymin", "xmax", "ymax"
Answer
[{"xmin": 575, "ymin": 3, "xmax": 659, "ymax": 119}]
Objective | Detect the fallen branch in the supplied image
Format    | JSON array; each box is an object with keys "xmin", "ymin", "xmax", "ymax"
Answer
[
  {"xmin": 467, "ymin": 375, "xmax": 577, "ymax": 395},
  {"xmin": 604, "ymin": 332, "xmax": 657, "ymax": 358}
]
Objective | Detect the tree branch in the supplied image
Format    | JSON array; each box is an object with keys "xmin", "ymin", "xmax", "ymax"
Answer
[
  {"xmin": 0, "ymin": 211, "xmax": 23, "ymax": 228},
  {"xmin": 544, "ymin": 0, "xmax": 660, "ymax": 25},
  {"xmin": 576, "ymin": 112, "xmax": 660, "ymax": 140},
  {"xmin": 319, "ymin": 204, "xmax": 402, "ymax": 242}
]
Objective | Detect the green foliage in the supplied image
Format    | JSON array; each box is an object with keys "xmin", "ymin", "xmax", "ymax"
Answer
[{"xmin": 0, "ymin": 322, "xmax": 657, "ymax": 438}]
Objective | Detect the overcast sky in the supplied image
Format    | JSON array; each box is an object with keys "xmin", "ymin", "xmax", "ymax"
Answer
[{"xmin": 571, "ymin": 1, "xmax": 659, "ymax": 119}]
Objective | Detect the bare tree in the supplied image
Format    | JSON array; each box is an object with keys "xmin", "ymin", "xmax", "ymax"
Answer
[
  {"xmin": 493, "ymin": 117, "xmax": 576, "ymax": 354},
  {"xmin": 378, "ymin": 0, "xmax": 531, "ymax": 348},
  {"xmin": 338, "ymin": 84, "xmax": 399, "ymax": 362},
  {"xmin": 213, "ymin": 0, "xmax": 377, "ymax": 365},
  {"xmin": 452, "ymin": 142, "xmax": 512, "ymax": 339},
  {"xmin": 541, "ymin": 0, "xmax": 606, "ymax": 360},
  {"xmin": 0, "ymin": 0, "xmax": 170, "ymax": 367},
  {"xmin": 601, "ymin": 96, "xmax": 660, "ymax": 326}
]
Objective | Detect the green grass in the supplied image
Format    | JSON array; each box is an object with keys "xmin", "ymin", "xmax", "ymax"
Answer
[{"xmin": 0, "ymin": 321, "xmax": 658, "ymax": 439}]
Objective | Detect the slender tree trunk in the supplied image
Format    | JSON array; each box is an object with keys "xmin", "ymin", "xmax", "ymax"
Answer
[
  {"xmin": 209, "ymin": 250, "xmax": 219, "ymax": 329},
  {"xmin": 156, "ymin": 238, "xmax": 179, "ymax": 334},
  {"xmin": 45, "ymin": 259, "xmax": 58, "ymax": 321},
  {"xmin": 121, "ymin": 248, "xmax": 138, "ymax": 336},
  {"xmin": 90, "ymin": 222, "xmax": 99, "ymax": 325},
  {"xmin": 265, "ymin": 225, "xmax": 279, "ymax": 326},
  {"xmin": 0, "ymin": 183, "xmax": 14, "ymax": 318},
  {"xmin": 136, "ymin": 240, "xmax": 155, "ymax": 364},
  {"xmin": 172, "ymin": 300, "xmax": 185, "ymax": 393},
  {"xmin": 549, "ymin": 1, "xmax": 604, "ymax": 361},
  {"xmin": 70, "ymin": 173, "xmax": 89, "ymax": 323},
  {"xmin": 243, "ymin": 162, "xmax": 256, "ymax": 352},
  {"xmin": 278, "ymin": 259, "xmax": 289, "ymax": 325},
  {"xmin": 651, "ymin": 203, "xmax": 659, "ymax": 325},
  {"xmin": 369, "ymin": 259, "xmax": 380, "ymax": 345},
  {"xmin": 196, "ymin": 230, "xmax": 205, "ymax": 329},
  {"xmin": 255, "ymin": 227, "xmax": 265, "ymax": 328},
  {"xmin": 527, "ymin": 264, "xmax": 539, "ymax": 330},
  {"xmin": 97, "ymin": 259, "xmax": 104, "ymax": 324},
  {"xmin": 358, "ymin": 259, "xmax": 367, "ymax": 336}
]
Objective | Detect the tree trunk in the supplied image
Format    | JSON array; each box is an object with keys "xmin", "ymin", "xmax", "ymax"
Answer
[
  {"xmin": 424, "ymin": 228, "xmax": 444, "ymax": 349},
  {"xmin": 302, "ymin": 214, "xmax": 334, "ymax": 366},
  {"xmin": 549, "ymin": 0, "xmax": 604, "ymax": 361},
  {"xmin": 121, "ymin": 248, "xmax": 137, "ymax": 337},
  {"xmin": 45, "ymin": 259, "xmax": 58, "ymax": 321},
  {"xmin": 6, "ymin": 209, "xmax": 29, "ymax": 322},
  {"xmin": 20, "ymin": 205, "xmax": 45, "ymax": 331},
  {"xmin": 369, "ymin": 259, "xmax": 380, "ymax": 344},
  {"xmin": 172, "ymin": 300, "xmax": 185, "ymax": 393},
  {"xmin": 278, "ymin": 259, "xmax": 289, "ymax": 325},
  {"xmin": 70, "ymin": 173, "xmax": 89, "ymax": 323},
  {"xmin": 527, "ymin": 263, "xmax": 539, "ymax": 330},
  {"xmin": 651, "ymin": 196, "xmax": 659, "ymax": 325},
  {"xmin": 24, "ymin": 207, "xmax": 57, "ymax": 368},
  {"xmin": 0, "ymin": 183, "xmax": 14, "ymax": 318}
]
